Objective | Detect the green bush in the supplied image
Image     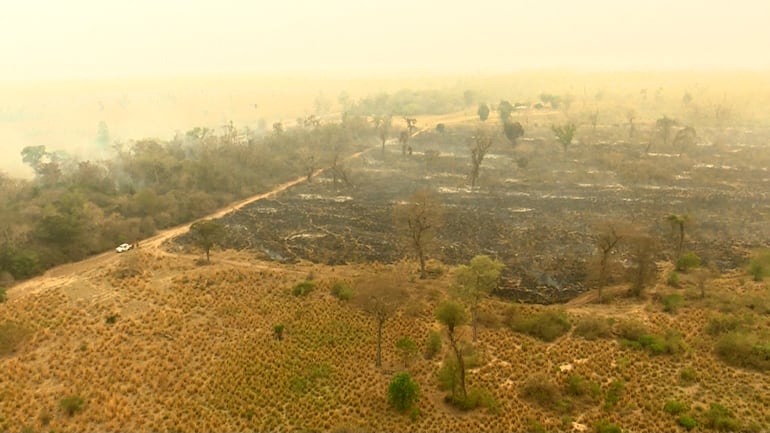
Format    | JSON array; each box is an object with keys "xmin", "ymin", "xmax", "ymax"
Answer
[
  {"xmin": 604, "ymin": 380, "xmax": 624, "ymax": 409},
  {"xmin": 387, "ymin": 372, "xmax": 420, "ymax": 412},
  {"xmin": 574, "ymin": 316, "xmax": 612, "ymax": 340},
  {"xmin": 330, "ymin": 280, "xmax": 353, "ymax": 301},
  {"xmin": 395, "ymin": 337, "xmax": 419, "ymax": 367},
  {"xmin": 704, "ymin": 403, "xmax": 740, "ymax": 432},
  {"xmin": 616, "ymin": 319, "xmax": 648, "ymax": 342},
  {"xmin": 715, "ymin": 332, "xmax": 770, "ymax": 371},
  {"xmin": 678, "ymin": 415, "xmax": 697, "ymax": 430},
  {"xmin": 521, "ymin": 374, "xmax": 561, "ymax": 408},
  {"xmin": 565, "ymin": 374, "xmax": 600, "ymax": 400},
  {"xmin": 0, "ymin": 287, "xmax": 6, "ymax": 303},
  {"xmin": 289, "ymin": 376, "xmax": 308, "ymax": 393},
  {"xmin": 449, "ymin": 388, "xmax": 499, "ymax": 413},
  {"xmin": 663, "ymin": 399, "xmax": 688, "ymax": 415},
  {"xmin": 594, "ymin": 419, "xmax": 622, "ymax": 433},
  {"xmin": 424, "ymin": 330, "xmax": 442, "ymax": 359},
  {"xmin": 705, "ymin": 313, "xmax": 747, "ymax": 336},
  {"xmin": 292, "ymin": 280, "xmax": 315, "ymax": 296},
  {"xmin": 676, "ymin": 251, "xmax": 701, "ymax": 271},
  {"xmin": 60, "ymin": 395, "xmax": 85, "ymax": 416},
  {"xmin": 679, "ymin": 367, "xmax": 697, "ymax": 385},
  {"xmin": 667, "ymin": 271, "xmax": 680, "ymax": 287},
  {"xmin": 748, "ymin": 248, "xmax": 770, "ymax": 281},
  {"xmin": 509, "ymin": 309, "xmax": 571, "ymax": 342},
  {"xmin": 618, "ymin": 322, "xmax": 685, "ymax": 356},
  {"xmin": 662, "ymin": 294, "xmax": 684, "ymax": 314},
  {"xmin": 273, "ymin": 324, "xmax": 285, "ymax": 340}
]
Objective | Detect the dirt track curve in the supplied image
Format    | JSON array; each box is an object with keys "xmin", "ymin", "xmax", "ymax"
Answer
[{"xmin": 6, "ymin": 114, "xmax": 474, "ymax": 301}]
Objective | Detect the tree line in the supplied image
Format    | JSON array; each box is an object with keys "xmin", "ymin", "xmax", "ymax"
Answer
[{"xmin": 0, "ymin": 116, "xmax": 375, "ymax": 282}]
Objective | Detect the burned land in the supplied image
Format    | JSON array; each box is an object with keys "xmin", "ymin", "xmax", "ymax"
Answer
[{"xmin": 176, "ymin": 123, "xmax": 770, "ymax": 303}]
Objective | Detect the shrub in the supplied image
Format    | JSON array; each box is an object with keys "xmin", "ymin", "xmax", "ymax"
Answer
[
  {"xmin": 0, "ymin": 287, "xmax": 6, "ymax": 303},
  {"xmin": 292, "ymin": 280, "xmax": 315, "ymax": 296},
  {"xmin": 704, "ymin": 403, "xmax": 740, "ymax": 432},
  {"xmin": 679, "ymin": 367, "xmax": 697, "ymax": 385},
  {"xmin": 715, "ymin": 332, "xmax": 770, "ymax": 371},
  {"xmin": 678, "ymin": 415, "xmax": 697, "ymax": 430},
  {"xmin": 60, "ymin": 395, "xmax": 85, "ymax": 416},
  {"xmin": 521, "ymin": 374, "xmax": 561, "ymax": 408},
  {"xmin": 662, "ymin": 294, "xmax": 684, "ymax": 314},
  {"xmin": 748, "ymin": 248, "xmax": 770, "ymax": 281},
  {"xmin": 330, "ymin": 280, "xmax": 353, "ymax": 301},
  {"xmin": 451, "ymin": 388, "xmax": 499, "ymax": 413},
  {"xmin": 509, "ymin": 309, "xmax": 571, "ymax": 342},
  {"xmin": 676, "ymin": 251, "xmax": 701, "ymax": 271},
  {"xmin": 395, "ymin": 337, "xmax": 418, "ymax": 367},
  {"xmin": 289, "ymin": 376, "xmax": 308, "ymax": 393},
  {"xmin": 574, "ymin": 316, "xmax": 612, "ymax": 340},
  {"xmin": 0, "ymin": 322, "xmax": 30, "ymax": 356},
  {"xmin": 387, "ymin": 372, "xmax": 420, "ymax": 412},
  {"xmin": 705, "ymin": 313, "xmax": 747, "ymax": 336},
  {"xmin": 616, "ymin": 319, "xmax": 648, "ymax": 342},
  {"xmin": 273, "ymin": 324, "xmax": 285, "ymax": 341},
  {"xmin": 667, "ymin": 271, "xmax": 680, "ymax": 287},
  {"xmin": 424, "ymin": 330, "xmax": 442, "ymax": 359},
  {"xmin": 105, "ymin": 314, "xmax": 119, "ymax": 325},
  {"xmin": 604, "ymin": 380, "xmax": 624, "ymax": 409},
  {"xmin": 565, "ymin": 374, "xmax": 600, "ymax": 400},
  {"xmin": 594, "ymin": 419, "xmax": 622, "ymax": 433},
  {"xmin": 663, "ymin": 399, "xmax": 688, "ymax": 415}
]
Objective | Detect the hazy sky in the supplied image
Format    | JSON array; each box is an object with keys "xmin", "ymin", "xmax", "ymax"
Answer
[{"xmin": 2, "ymin": 0, "xmax": 769, "ymax": 80}]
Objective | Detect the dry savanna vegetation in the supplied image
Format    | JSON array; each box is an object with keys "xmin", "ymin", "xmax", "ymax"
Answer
[{"xmin": 2, "ymin": 72, "xmax": 770, "ymax": 432}]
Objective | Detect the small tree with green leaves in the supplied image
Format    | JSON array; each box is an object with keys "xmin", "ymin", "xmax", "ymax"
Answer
[
  {"xmin": 60, "ymin": 395, "xmax": 85, "ymax": 416},
  {"xmin": 436, "ymin": 301, "xmax": 469, "ymax": 401},
  {"xmin": 387, "ymin": 372, "xmax": 420, "ymax": 413},
  {"xmin": 395, "ymin": 337, "xmax": 419, "ymax": 368},
  {"xmin": 454, "ymin": 255, "xmax": 504, "ymax": 341},
  {"xmin": 477, "ymin": 103, "xmax": 490, "ymax": 121},
  {"xmin": 189, "ymin": 219, "xmax": 225, "ymax": 263},
  {"xmin": 552, "ymin": 122, "xmax": 577, "ymax": 152},
  {"xmin": 748, "ymin": 249, "xmax": 770, "ymax": 281},
  {"xmin": 503, "ymin": 121, "xmax": 524, "ymax": 146}
]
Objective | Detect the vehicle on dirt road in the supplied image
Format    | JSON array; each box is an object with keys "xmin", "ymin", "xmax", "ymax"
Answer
[{"xmin": 115, "ymin": 243, "xmax": 133, "ymax": 253}]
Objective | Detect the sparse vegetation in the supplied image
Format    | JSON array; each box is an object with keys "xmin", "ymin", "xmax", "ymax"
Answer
[
  {"xmin": 574, "ymin": 316, "xmax": 613, "ymax": 340},
  {"xmin": 508, "ymin": 308, "xmax": 571, "ymax": 342},
  {"xmin": 424, "ymin": 330, "xmax": 442, "ymax": 360},
  {"xmin": 748, "ymin": 248, "xmax": 770, "ymax": 281},
  {"xmin": 60, "ymin": 395, "xmax": 85, "ymax": 416},
  {"xmin": 330, "ymin": 280, "xmax": 353, "ymax": 301},
  {"xmin": 292, "ymin": 280, "xmax": 315, "ymax": 296}
]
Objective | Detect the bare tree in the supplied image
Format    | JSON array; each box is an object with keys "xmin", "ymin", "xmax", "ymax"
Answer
[
  {"xmin": 593, "ymin": 221, "xmax": 626, "ymax": 303},
  {"xmin": 626, "ymin": 109, "xmax": 636, "ymax": 140},
  {"xmin": 469, "ymin": 128, "xmax": 494, "ymax": 188},
  {"xmin": 666, "ymin": 214, "xmax": 691, "ymax": 261},
  {"xmin": 627, "ymin": 233, "xmax": 659, "ymax": 297},
  {"xmin": 375, "ymin": 114, "xmax": 393, "ymax": 154},
  {"xmin": 394, "ymin": 189, "xmax": 444, "ymax": 279},
  {"xmin": 355, "ymin": 275, "xmax": 407, "ymax": 368},
  {"xmin": 656, "ymin": 116, "xmax": 677, "ymax": 146}
]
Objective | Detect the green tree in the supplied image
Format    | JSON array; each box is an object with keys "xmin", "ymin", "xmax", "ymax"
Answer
[
  {"xmin": 394, "ymin": 189, "xmax": 444, "ymax": 279},
  {"xmin": 627, "ymin": 233, "xmax": 658, "ymax": 297},
  {"xmin": 552, "ymin": 122, "xmax": 577, "ymax": 152},
  {"xmin": 455, "ymin": 255, "xmax": 504, "ymax": 341},
  {"xmin": 503, "ymin": 121, "xmax": 524, "ymax": 146},
  {"xmin": 673, "ymin": 126, "xmax": 697, "ymax": 152},
  {"xmin": 395, "ymin": 337, "xmax": 419, "ymax": 368},
  {"xmin": 477, "ymin": 103, "xmax": 490, "ymax": 121},
  {"xmin": 387, "ymin": 372, "xmax": 420, "ymax": 412},
  {"xmin": 189, "ymin": 219, "xmax": 225, "ymax": 263},
  {"xmin": 498, "ymin": 100, "xmax": 514, "ymax": 123},
  {"xmin": 436, "ymin": 301, "xmax": 469, "ymax": 401}
]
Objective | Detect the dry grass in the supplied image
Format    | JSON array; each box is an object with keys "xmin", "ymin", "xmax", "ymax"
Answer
[{"xmin": 0, "ymin": 250, "xmax": 768, "ymax": 432}]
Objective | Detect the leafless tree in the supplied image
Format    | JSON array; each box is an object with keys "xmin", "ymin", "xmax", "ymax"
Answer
[
  {"xmin": 355, "ymin": 274, "xmax": 407, "ymax": 368},
  {"xmin": 394, "ymin": 189, "xmax": 444, "ymax": 279},
  {"xmin": 469, "ymin": 128, "xmax": 494, "ymax": 188}
]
